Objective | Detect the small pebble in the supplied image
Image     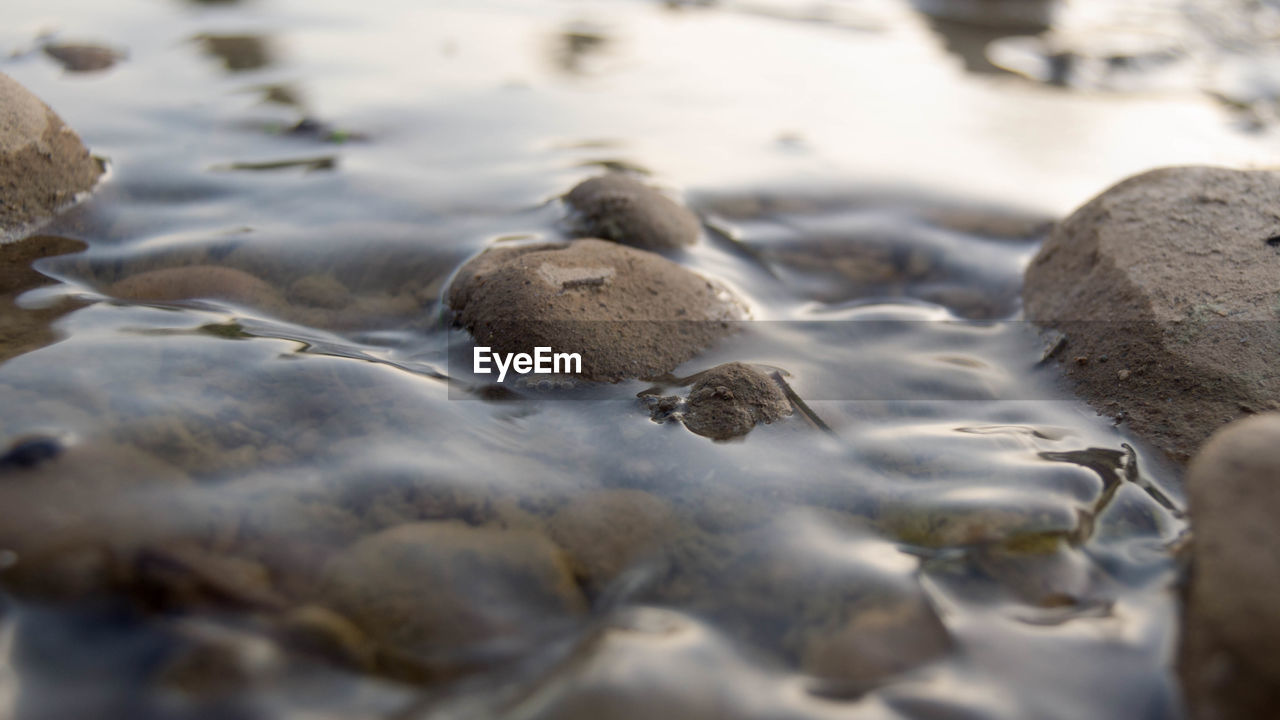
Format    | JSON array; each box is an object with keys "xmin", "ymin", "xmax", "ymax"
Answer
[
  {"xmin": 564, "ymin": 174, "xmax": 701, "ymax": 250},
  {"xmin": 682, "ymin": 363, "xmax": 791, "ymax": 440}
]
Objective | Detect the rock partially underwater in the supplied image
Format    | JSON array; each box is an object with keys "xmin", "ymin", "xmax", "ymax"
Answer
[
  {"xmin": 564, "ymin": 174, "xmax": 701, "ymax": 250},
  {"xmin": 1023, "ymin": 166, "xmax": 1280, "ymax": 463},
  {"xmin": 682, "ymin": 362, "xmax": 792, "ymax": 440},
  {"xmin": 0, "ymin": 73, "xmax": 101, "ymax": 241},
  {"xmin": 448, "ymin": 238, "xmax": 745, "ymax": 383}
]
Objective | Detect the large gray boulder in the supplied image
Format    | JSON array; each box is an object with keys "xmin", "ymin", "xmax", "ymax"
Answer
[
  {"xmin": 0, "ymin": 72, "xmax": 101, "ymax": 241},
  {"xmin": 1180, "ymin": 413, "xmax": 1280, "ymax": 719},
  {"xmin": 1023, "ymin": 166, "xmax": 1280, "ymax": 463}
]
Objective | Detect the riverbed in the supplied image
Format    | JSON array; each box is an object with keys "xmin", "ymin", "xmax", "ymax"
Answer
[{"xmin": 4, "ymin": 1, "xmax": 1280, "ymax": 718}]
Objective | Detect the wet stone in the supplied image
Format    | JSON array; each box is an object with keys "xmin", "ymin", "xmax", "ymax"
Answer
[
  {"xmin": 1180, "ymin": 413, "xmax": 1280, "ymax": 720},
  {"xmin": 275, "ymin": 604, "xmax": 378, "ymax": 672},
  {"xmin": 1024, "ymin": 166, "xmax": 1280, "ymax": 463},
  {"xmin": 318, "ymin": 522, "xmax": 587, "ymax": 665},
  {"xmin": 564, "ymin": 174, "xmax": 701, "ymax": 250},
  {"xmin": 447, "ymin": 238, "xmax": 745, "ymax": 382},
  {"xmin": 43, "ymin": 43, "xmax": 126, "ymax": 73},
  {"xmin": 286, "ymin": 273, "xmax": 352, "ymax": 310},
  {"xmin": 801, "ymin": 593, "xmax": 952, "ymax": 693},
  {"xmin": 0, "ymin": 73, "xmax": 102, "ymax": 240},
  {"xmin": 682, "ymin": 362, "xmax": 792, "ymax": 440},
  {"xmin": 0, "ymin": 236, "xmax": 89, "ymax": 364},
  {"xmin": 0, "ymin": 438, "xmax": 193, "ymax": 600},
  {"xmin": 109, "ymin": 265, "xmax": 283, "ymax": 309},
  {"xmin": 545, "ymin": 489, "xmax": 680, "ymax": 593}
]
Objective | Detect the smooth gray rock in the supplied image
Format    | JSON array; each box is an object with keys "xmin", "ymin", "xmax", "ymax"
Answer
[
  {"xmin": 0, "ymin": 72, "xmax": 101, "ymax": 241},
  {"xmin": 1023, "ymin": 166, "xmax": 1280, "ymax": 463},
  {"xmin": 1180, "ymin": 413, "xmax": 1280, "ymax": 719}
]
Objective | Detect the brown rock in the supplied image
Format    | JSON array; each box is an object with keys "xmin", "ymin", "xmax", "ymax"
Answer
[
  {"xmin": 1180, "ymin": 413, "xmax": 1280, "ymax": 719},
  {"xmin": 1023, "ymin": 166, "xmax": 1280, "ymax": 463},
  {"xmin": 0, "ymin": 73, "xmax": 102, "ymax": 240},
  {"xmin": 110, "ymin": 265, "xmax": 283, "ymax": 309},
  {"xmin": 43, "ymin": 43, "xmax": 126, "ymax": 73},
  {"xmin": 0, "ymin": 437, "xmax": 193, "ymax": 599},
  {"xmin": 447, "ymin": 239, "xmax": 745, "ymax": 382},
  {"xmin": 319, "ymin": 522, "xmax": 586, "ymax": 663},
  {"xmin": 546, "ymin": 489, "xmax": 679, "ymax": 591},
  {"xmin": 682, "ymin": 362, "xmax": 791, "ymax": 440},
  {"xmin": 286, "ymin": 273, "xmax": 351, "ymax": 309},
  {"xmin": 0, "ymin": 235, "xmax": 87, "ymax": 364},
  {"xmin": 801, "ymin": 594, "xmax": 952, "ymax": 690},
  {"xmin": 564, "ymin": 174, "xmax": 701, "ymax": 250}
]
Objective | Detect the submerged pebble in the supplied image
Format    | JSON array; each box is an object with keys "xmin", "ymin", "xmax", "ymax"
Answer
[
  {"xmin": 318, "ymin": 522, "xmax": 586, "ymax": 665},
  {"xmin": 682, "ymin": 362, "xmax": 792, "ymax": 440},
  {"xmin": 545, "ymin": 489, "xmax": 679, "ymax": 593},
  {"xmin": 447, "ymin": 239, "xmax": 745, "ymax": 382},
  {"xmin": 564, "ymin": 174, "xmax": 701, "ymax": 250},
  {"xmin": 802, "ymin": 593, "xmax": 952, "ymax": 692},
  {"xmin": 109, "ymin": 265, "xmax": 283, "ymax": 309}
]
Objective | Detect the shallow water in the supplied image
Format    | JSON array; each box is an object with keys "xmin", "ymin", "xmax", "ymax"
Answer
[{"xmin": 3, "ymin": 0, "xmax": 1280, "ymax": 718}]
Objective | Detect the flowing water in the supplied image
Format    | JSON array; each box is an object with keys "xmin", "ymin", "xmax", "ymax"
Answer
[{"xmin": 3, "ymin": 0, "xmax": 1280, "ymax": 718}]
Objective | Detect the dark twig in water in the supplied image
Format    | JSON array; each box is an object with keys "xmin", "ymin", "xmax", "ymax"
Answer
[
  {"xmin": 770, "ymin": 370, "xmax": 835, "ymax": 436},
  {"xmin": 1121, "ymin": 443, "xmax": 1185, "ymax": 518}
]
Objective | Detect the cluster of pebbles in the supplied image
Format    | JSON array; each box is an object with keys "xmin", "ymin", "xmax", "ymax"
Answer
[{"xmin": 447, "ymin": 173, "xmax": 793, "ymax": 440}]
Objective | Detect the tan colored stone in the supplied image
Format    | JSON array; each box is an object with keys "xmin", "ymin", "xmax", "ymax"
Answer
[
  {"xmin": 447, "ymin": 239, "xmax": 744, "ymax": 382},
  {"xmin": 319, "ymin": 522, "xmax": 586, "ymax": 660},
  {"xmin": 683, "ymin": 362, "xmax": 791, "ymax": 440},
  {"xmin": 1180, "ymin": 413, "xmax": 1280, "ymax": 719},
  {"xmin": 565, "ymin": 174, "xmax": 701, "ymax": 250},
  {"xmin": 110, "ymin": 265, "xmax": 283, "ymax": 309},
  {"xmin": 0, "ymin": 73, "xmax": 101, "ymax": 240},
  {"xmin": 801, "ymin": 595, "xmax": 952, "ymax": 689},
  {"xmin": 0, "ymin": 437, "xmax": 192, "ymax": 599},
  {"xmin": 0, "ymin": 235, "xmax": 87, "ymax": 363},
  {"xmin": 287, "ymin": 273, "xmax": 351, "ymax": 310},
  {"xmin": 1024, "ymin": 166, "xmax": 1280, "ymax": 463},
  {"xmin": 546, "ymin": 489, "xmax": 679, "ymax": 591}
]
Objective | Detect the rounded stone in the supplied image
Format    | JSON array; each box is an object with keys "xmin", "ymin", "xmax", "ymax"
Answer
[
  {"xmin": 682, "ymin": 362, "xmax": 791, "ymax": 440},
  {"xmin": 801, "ymin": 594, "xmax": 952, "ymax": 688},
  {"xmin": 564, "ymin": 174, "xmax": 701, "ymax": 250},
  {"xmin": 0, "ymin": 73, "xmax": 101, "ymax": 241},
  {"xmin": 1180, "ymin": 413, "xmax": 1280, "ymax": 719},
  {"xmin": 545, "ymin": 489, "xmax": 680, "ymax": 592},
  {"xmin": 318, "ymin": 522, "xmax": 586, "ymax": 660},
  {"xmin": 1023, "ymin": 166, "xmax": 1280, "ymax": 463},
  {"xmin": 43, "ymin": 44, "xmax": 125, "ymax": 73},
  {"xmin": 447, "ymin": 238, "xmax": 745, "ymax": 382},
  {"xmin": 286, "ymin": 273, "xmax": 351, "ymax": 310},
  {"xmin": 109, "ymin": 265, "xmax": 283, "ymax": 309}
]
